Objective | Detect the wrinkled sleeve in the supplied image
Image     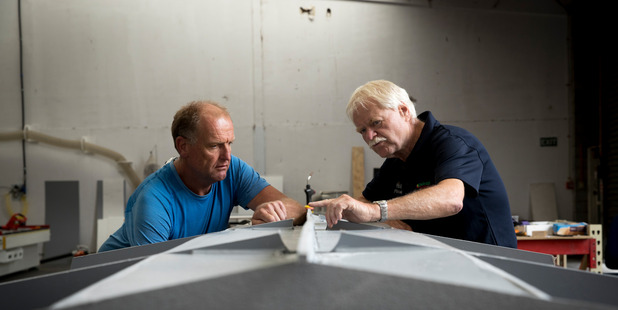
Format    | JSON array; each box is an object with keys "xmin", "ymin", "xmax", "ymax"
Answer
[
  {"xmin": 231, "ymin": 157, "xmax": 269, "ymax": 208},
  {"xmin": 125, "ymin": 191, "xmax": 173, "ymax": 246},
  {"xmin": 433, "ymin": 137, "xmax": 482, "ymax": 197}
]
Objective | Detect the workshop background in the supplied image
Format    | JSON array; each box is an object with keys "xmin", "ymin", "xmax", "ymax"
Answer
[{"xmin": 0, "ymin": 0, "xmax": 614, "ymax": 257}]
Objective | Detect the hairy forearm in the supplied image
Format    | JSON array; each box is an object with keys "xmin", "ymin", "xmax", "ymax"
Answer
[
  {"xmin": 309, "ymin": 179, "xmax": 464, "ymax": 228},
  {"xmin": 280, "ymin": 197, "xmax": 306, "ymax": 225},
  {"xmin": 380, "ymin": 179, "xmax": 465, "ymax": 221},
  {"xmin": 248, "ymin": 185, "xmax": 306, "ymax": 225}
]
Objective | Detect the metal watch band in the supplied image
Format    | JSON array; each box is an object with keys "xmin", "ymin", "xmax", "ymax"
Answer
[{"xmin": 374, "ymin": 200, "xmax": 388, "ymax": 222}]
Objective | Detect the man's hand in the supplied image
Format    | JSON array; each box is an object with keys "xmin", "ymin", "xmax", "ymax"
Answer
[
  {"xmin": 308, "ymin": 194, "xmax": 379, "ymax": 228},
  {"xmin": 251, "ymin": 200, "xmax": 287, "ymax": 225}
]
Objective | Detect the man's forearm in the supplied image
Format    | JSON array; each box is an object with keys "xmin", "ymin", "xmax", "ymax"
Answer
[
  {"xmin": 281, "ymin": 197, "xmax": 307, "ymax": 225},
  {"xmin": 374, "ymin": 178, "xmax": 465, "ymax": 221}
]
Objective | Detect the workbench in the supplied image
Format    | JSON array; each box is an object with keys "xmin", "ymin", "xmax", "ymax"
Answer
[
  {"xmin": 0, "ymin": 227, "xmax": 50, "ymax": 276},
  {"xmin": 516, "ymin": 224, "xmax": 602, "ymax": 273}
]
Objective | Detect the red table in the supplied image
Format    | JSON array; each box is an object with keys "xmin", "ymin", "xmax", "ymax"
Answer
[{"xmin": 517, "ymin": 235, "xmax": 600, "ymax": 272}]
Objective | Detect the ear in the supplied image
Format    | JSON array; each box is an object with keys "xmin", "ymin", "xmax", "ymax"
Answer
[
  {"xmin": 398, "ymin": 103, "xmax": 411, "ymax": 119},
  {"xmin": 175, "ymin": 136, "xmax": 188, "ymax": 156}
]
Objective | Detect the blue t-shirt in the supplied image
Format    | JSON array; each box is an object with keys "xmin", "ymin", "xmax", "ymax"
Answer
[
  {"xmin": 98, "ymin": 155, "xmax": 269, "ymax": 252},
  {"xmin": 363, "ymin": 111, "xmax": 517, "ymax": 248}
]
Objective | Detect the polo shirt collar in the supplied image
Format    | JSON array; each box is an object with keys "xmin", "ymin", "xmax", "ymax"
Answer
[{"xmin": 406, "ymin": 111, "xmax": 439, "ymax": 162}]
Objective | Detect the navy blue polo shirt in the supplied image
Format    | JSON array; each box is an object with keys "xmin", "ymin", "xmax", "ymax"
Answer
[{"xmin": 363, "ymin": 111, "xmax": 517, "ymax": 248}]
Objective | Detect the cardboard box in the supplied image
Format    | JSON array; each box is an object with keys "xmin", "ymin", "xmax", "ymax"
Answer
[
  {"xmin": 553, "ymin": 222, "xmax": 587, "ymax": 236},
  {"xmin": 515, "ymin": 221, "xmax": 554, "ymax": 237}
]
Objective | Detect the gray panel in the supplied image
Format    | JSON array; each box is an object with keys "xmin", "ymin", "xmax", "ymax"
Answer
[
  {"xmin": 95, "ymin": 180, "xmax": 103, "ymax": 220},
  {"xmin": 44, "ymin": 181, "xmax": 79, "ymax": 260},
  {"xmin": 478, "ymin": 255, "xmax": 618, "ymax": 308},
  {"xmin": 7, "ymin": 223, "xmax": 618, "ymax": 309},
  {"xmin": 328, "ymin": 220, "xmax": 384, "ymax": 231},
  {"xmin": 73, "ymin": 219, "xmax": 293, "ymax": 270},
  {"xmin": 71, "ymin": 235, "xmax": 198, "ymax": 269},
  {"xmin": 250, "ymin": 218, "xmax": 293, "ymax": 229},
  {"xmin": 427, "ymin": 234, "xmax": 554, "ymax": 265},
  {"xmin": 59, "ymin": 262, "xmax": 611, "ymax": 310},
  {"xmin": 0, "ymin": 259, "xmax": 135, "ymax": 310},
  {"xmin": 178, "ymin": 233, "xmax": 286, "ymax": 253},
  {"xmin": 333, "ymin": 232, "xmax": 421, "ymax": 252}
]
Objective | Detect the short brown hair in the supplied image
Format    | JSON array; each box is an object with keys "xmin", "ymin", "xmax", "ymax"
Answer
[{"xmin": 171, "ymin": 100, "xmax": 229, "ymax": 147}]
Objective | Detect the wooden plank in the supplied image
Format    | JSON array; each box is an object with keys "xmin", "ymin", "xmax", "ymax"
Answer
[{"xmin": 352, "ymin": 147, "xmax": 365, "ymax": 198}]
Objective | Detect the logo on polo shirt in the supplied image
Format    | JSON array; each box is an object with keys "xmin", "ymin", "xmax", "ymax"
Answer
[
  {"xmin": 394, "ymin": 182, "xmax": 403, "ymax": 195},
  {"xmin": 416, "ymin": 181, "xmax": 431, "ymax": 189}
]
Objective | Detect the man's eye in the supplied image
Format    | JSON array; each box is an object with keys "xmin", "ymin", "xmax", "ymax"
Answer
[
  {"xmin": 359, "ymin": 129, "xmax": 366, "ymax": 134},
  {"xmin": 373, "ymin": 120, "xmax": 382, "ymax": 126}
]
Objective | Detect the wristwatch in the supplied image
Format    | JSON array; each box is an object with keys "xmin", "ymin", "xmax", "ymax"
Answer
[{"xmin": 374, "ymin": 200, "xmax": 388, "ymax": 222}]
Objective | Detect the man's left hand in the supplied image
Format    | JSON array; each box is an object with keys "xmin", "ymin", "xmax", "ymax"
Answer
[{"xmin": 251, "ymin": 200, "xmax": 287, "ymax": 225}]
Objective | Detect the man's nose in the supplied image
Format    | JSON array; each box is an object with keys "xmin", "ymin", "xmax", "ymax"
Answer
[
  {"xmin": 220, "ymin": 144, "xmax": 232, "ymax": 160},
  {"xmin": 363, "ymin": 129, "xmax": 376, "ymax": 141}
]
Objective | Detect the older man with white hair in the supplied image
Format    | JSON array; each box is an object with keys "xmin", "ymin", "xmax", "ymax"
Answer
[{"xmin": 310, "ymin": 80, "xmax": 516, "ymax": 248}]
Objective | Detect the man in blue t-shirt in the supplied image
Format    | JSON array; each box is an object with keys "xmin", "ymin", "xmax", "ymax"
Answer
[
  {"xmin": 309, "ymin": 80, "xmax": 516, "ymax": 248},
  {"xmin": 99, "ymin": 101, "xmax": 306, "ymax": 252}
]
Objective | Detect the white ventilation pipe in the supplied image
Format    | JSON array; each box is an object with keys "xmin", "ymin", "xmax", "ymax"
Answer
[{"xmin": 0, "ymin": 128, "xmax": 142, "ymax": 189}]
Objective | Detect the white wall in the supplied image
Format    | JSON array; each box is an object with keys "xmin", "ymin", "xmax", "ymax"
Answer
[
  {"xmin": 1, "ymin": 0, "xmax": 24, "ymax": 195},
  {"xmin": 258, "ymin": 1, "xmax": 569, "ymax": 219},
  {"xmin": 0, "ymin": 0, "xmax": 568, "ymax": 251}
]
